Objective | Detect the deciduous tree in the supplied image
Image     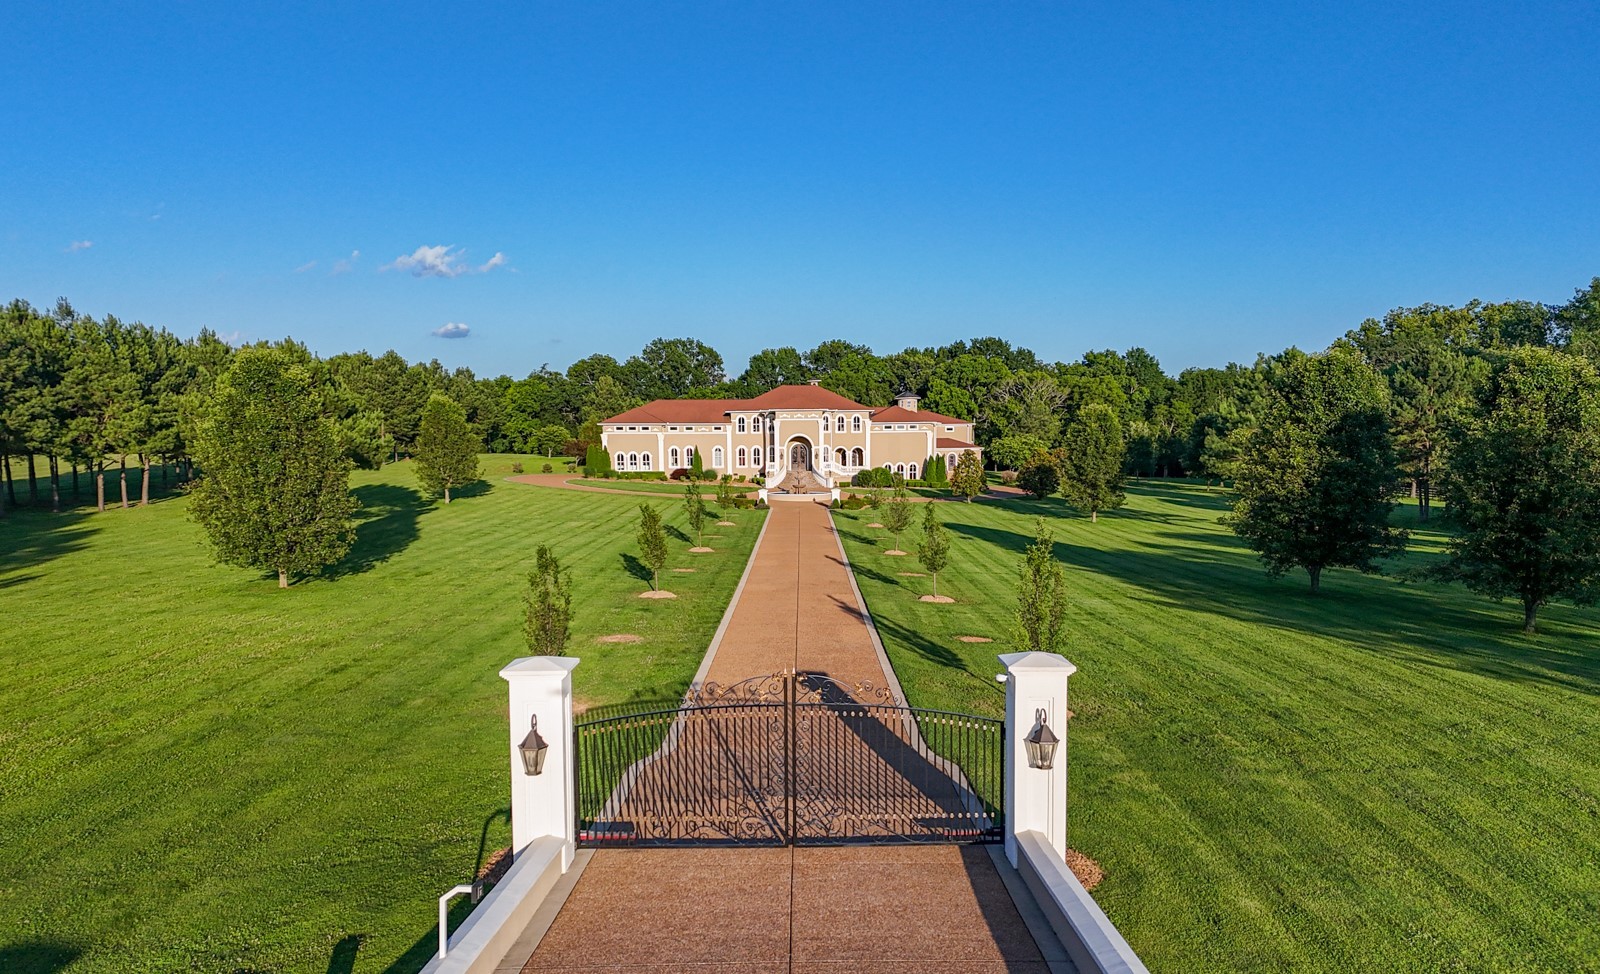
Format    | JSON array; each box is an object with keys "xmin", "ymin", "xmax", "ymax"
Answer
[
  {"xmin": 1435, "ymin": 348, "xmax": 1600, "ymax": 633},
  {"xmin": 188, "ymin": 348, "xmax": 357, "ymax": 588},
  {"xmin": 951, "ymin": 450, "xmax": 985, "ymax": 502},
  {"xmin": 1017, "ymin": 453, "xmax": 1060, "ymax": 499},
  {"xmin": 636, "ymin": 503, "xmax": 668, "ymax": 590},
  {"xmin": 1227, "ymin": 349, "xmax": 1405, "ymax": 593},
  {"xmin": 916, "ymin": 503, "xmax": 951, "ymax": 598},
  {"xmin": 880, "ymin": 484, "xmax": 914, "ymax": 553},
  {"xmin": 1058, "ymin": 404, "xmax": 1125, "ymax": 522},
  {"xmin": 415, "ymin": 393, "xmax": 480, "ymax": 503},
  {"xmin": 684, "ymin": 483, "xmax": 707, "ymax": 547}
]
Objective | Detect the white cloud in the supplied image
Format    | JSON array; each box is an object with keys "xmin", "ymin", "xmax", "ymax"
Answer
[
  {"xmin": 432, "ymin": 322, "xmax": 470, "ymax": 339},
  {"xmin": 66, "ymin": 240, "xmax": 93, "ymax": 252},
  {"xmin": 384, "ymin": 244, "xmax": 507, "ymax": 278},
  {"xmin": 330, "ymin": 250, "xmax": 360, "ymax": 275},
  {"xmin": 294, "ymin": 260, "xmax": 317, "ymax": 273}
]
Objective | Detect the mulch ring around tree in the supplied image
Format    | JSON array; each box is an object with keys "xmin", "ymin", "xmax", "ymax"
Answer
[
  {"xmin": 867, "ymin": 522, "xmax": 884, "ymax": 528},
  {"xmin": 883, "ymin": 549, "xmax": 908, "ymax": 556},
  {"xmin": 672, "ymin": 567, "xmax": 697, "ymax": 573},
  {"xmin": 958, "ymin": 636, "xmax": 993, "ymax": 643},
  {"xmin": 919, "ymin": 595, "xmax": 955, "ymax": 603},
  {"xmin": 716, "ymin": 520, "xmax": 735, "ymax": 526},
  {"xmin": 478, "ymin": 846, "xmax": 512, "ymax": 885},
  {"xmin": 596, "ymin": 634, "xmax": 643, "ymax": 644},
  {"xmin": 689, "ymin": 546, "xmax": 715, "ymax": 553},
  {"xmin": 898, "ymin": 572, "xmax": 926, "ymax": 577},
  {"xmin": 639, "ymin": 591, "xmax": 677, "ymax": 599},
  {"xmin": 1066, "ymin": 849, "xmax": 1104, "ymax": 891}
]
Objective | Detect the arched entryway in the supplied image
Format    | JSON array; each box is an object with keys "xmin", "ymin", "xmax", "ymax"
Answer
[{"xmin": 786, "ymin": 436, "xmax": 814, "ymax": 473}]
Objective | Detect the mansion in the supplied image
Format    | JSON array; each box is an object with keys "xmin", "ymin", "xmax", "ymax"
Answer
[{"xmin": 600, "ymin": 383, "xmax": 982, "ymax": 492}]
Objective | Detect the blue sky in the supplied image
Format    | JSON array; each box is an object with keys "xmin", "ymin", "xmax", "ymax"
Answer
[{"xmin": 3, "ymin": 2, "xmax": 1596, "ymax": 377}]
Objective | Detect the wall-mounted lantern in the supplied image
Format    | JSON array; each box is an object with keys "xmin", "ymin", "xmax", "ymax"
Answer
[
  {"xmin": 1025, "ymin": 708, "xmax": 1058, "ymax": 771},
  {"xmin": 518, "ymin": 715, "xmax": 549, "ymax": 776}
]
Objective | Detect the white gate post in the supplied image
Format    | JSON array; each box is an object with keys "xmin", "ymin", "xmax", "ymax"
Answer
[
  {"xmin": 999, "ymin": 651, "xmax": 1077, "ymax": 869},
  {"xmin": 500, "ymin": 656, "xmax": 581, "ymax": 868}
]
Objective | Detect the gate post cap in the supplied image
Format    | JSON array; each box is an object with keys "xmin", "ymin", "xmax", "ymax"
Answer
[
  {"xmin": 997, "ymin": 652, "xmax": 1077, "ymax": 676},
  {"xmin": 500, "ymin": 657, "xmax": 582, "ymax": 681}
]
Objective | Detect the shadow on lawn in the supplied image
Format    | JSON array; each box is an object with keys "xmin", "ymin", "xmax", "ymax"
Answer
[
  {"xmin": 947, "ymin": 520, "xmax": 1600, "ymax": 696},
  {"xmin": 0, "ymin": 510, "xmax": 99, "ymax": 586},
  {"xmin": 322, "ymin": 484, "xmax": 425, "ymax": 579},
  {"xmin": 0, "ymin": 942, "xmax": 82, "ymax": 974},
  {"xmin": 620, "ymin": 552, "xmax": 653, "ymax": 584}
]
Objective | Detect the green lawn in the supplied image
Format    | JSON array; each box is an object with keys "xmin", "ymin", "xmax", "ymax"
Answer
[
  {"xmin": 0, "ymin": 455, "xmax": 764, "ymax": 974},
  {"xmin": 834, "ymin": 483, "xmax": 1600, "ymax": 973},
  {"xmin": 563, "ymin": 477, "xmax": 758, "ymax": 497}
]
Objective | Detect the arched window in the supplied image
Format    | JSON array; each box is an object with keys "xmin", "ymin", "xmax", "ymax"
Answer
[
  {"xmin": 713, "ymin": 446, "xmax": 724, "ymax": 468},
  {"xmin": 753, "ymin": 416, "xmax": 763, "ymax": 433},
  {"xmin": 835, "ymin": 447, "xmax": 846, "ymax": 465},
  {"xmin": 836, "ymin": 415, "xmax": 845, "ymax": 432},
  {"xmin": 628, "ymin": 452, "xmax": 639, "ymax": 470},
  {"xmin": 852, "ymin": 415, "xmax": 862, "ymax": 432},
  {"xmin": 615, "ymin": 452, "xmax": 625, "ymax": 469},
  {"xmin": 669, "ymin": 447, "xmax": 681, "ymax": 468},
  {"xmin": 896, "ymin": 463, "xmax": 906, "ymax": 476},
  {"xmin": 908, "ymin": 463, "xmax": 919, "ymax": 480},
  {"xmin": 852, "ymin": 448, "xmax": 864, "ymax": 466},
  {"xmin": 737, "ymin": 447, "xmax": 747, "ymax": 467},
  {"xmin": 641, "ymin": 452, "xmax": 652, "ymax": 469},
  {"xmin": 737, "ymin": 416, "xmax": 747, "ymax": 433},
  {"xmin": 753, "ymin": 448, "xmax": 762, "ymax": 467},
  {"xmin": 948, "ymin": 453, "xmax": 959, "ymax": 470}
]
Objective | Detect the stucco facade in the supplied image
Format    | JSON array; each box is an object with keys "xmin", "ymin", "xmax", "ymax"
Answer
[{"xmin": 600, "ymin": 384, "xmax": 982, "ymax": 490}]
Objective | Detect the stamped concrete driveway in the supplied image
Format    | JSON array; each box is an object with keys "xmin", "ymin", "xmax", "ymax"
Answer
[{"xmin": 521, "ymin": 500, "xmax": 1068, "ymax": 973}]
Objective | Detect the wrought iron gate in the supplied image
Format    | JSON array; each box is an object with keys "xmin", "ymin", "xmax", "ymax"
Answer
[{"xmin": 574, "ymin": 672, "xmax": 1004, "ymax": 846}]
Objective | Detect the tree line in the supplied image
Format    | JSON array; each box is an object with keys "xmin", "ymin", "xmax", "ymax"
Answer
[{"xmin": 4, "ymin": 278, "xmax": 1598, "ymax": 630}]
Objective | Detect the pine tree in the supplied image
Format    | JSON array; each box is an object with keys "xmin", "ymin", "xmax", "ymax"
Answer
[
  {"xmin": 688, "ymin": 447, "xmax": 706, "ymax": 482},
  {"xmin": 415, "ymin": 393, "xmax": 480, "ymax": 503},
  {"xmin": 585, "ymin": 444, "xmax": 613, "ymax": 476},
  {"xmin": 524, "ymin": 545, "xmax": 573, "ymax": 655},
  {"xmin": 951, "ymin": 450, "xmax": 985, "ymax": 502},
  {"xmin": 637, "ymin": 503, "xmax": 668, "ymax": 590},
  {"xmin": 188, "ymin": 347, "xmax": 357, "ymax": 588},
  {"xmin": 1059, "ymin": 404, "xmax": 1126, "ymax": 521},
  {"xmin": 1014, "ymin": 517, "xmax": 1068, "ymax": 653},
  {"xmin": 916, "ymin": 503, "xmax": 952, "ymax": 598},
  {"xmin": 881, "ymin": 484, "xmax": 915, "ymax": 553}
]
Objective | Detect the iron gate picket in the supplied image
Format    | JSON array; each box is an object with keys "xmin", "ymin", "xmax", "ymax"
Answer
[{"xmin": 574, "ymin": 672, "xmax": 1004, "ymax": 846}]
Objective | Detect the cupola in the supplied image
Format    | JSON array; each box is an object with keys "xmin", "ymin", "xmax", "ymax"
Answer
[{"xmin": 895, "ymin": 390, "xmax": 920, "ymax": 411}]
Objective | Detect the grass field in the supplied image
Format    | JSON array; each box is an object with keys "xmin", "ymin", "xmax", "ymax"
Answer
[
  {"xmin": 0, "ymin": 455, "xmax": 765, "ymax": 974},
  {"xmin": 834, "ymin": 483, "xmax": 1600, "ymax": 973},
  {"xmin": 562, "ymin": 477, "xmax": 758, "ymax": 497}
]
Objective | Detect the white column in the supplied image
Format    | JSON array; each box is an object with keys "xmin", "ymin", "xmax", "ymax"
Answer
[
  {"xmin": 999, "ymin": 651, "xmax": 1077, "ymax": 868},
  {"xmin": 500, "ymin": 656, "xmax": 581, "ymax": 868}
]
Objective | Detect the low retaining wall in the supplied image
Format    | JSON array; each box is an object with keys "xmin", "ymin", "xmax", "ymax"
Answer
[
  {"xmin": 418, "ymin": 836, "xmax": 569, "ymax": 974},
  {"xmin": 1014, "ymin": 830, "xmax": 1148, "ymax": 974}
]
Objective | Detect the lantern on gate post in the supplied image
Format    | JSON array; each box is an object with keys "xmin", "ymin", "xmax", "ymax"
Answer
[
  {"xmin": 518, "ymin": 715, "xmax": 549, "ymax": 776},
  {"xmin": 1024, "ymin": 708, "xmax": 1058, "ymax": 771}
]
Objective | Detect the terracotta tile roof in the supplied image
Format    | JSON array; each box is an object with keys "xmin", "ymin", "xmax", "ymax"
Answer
[
  {"xmin": 742, "ymin": 384, "xmax": 870, "ymax": 411},
  {"xmin": 936, "ymin": 437, "xmax": 980, "ymax": 450},
  {"xmin": 602, "ymin": 399, "xmax": 746, "ymax": 424},
  {"xmin": 871, "ymin": 405, "xmax": 966, "ymax": 425}
]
